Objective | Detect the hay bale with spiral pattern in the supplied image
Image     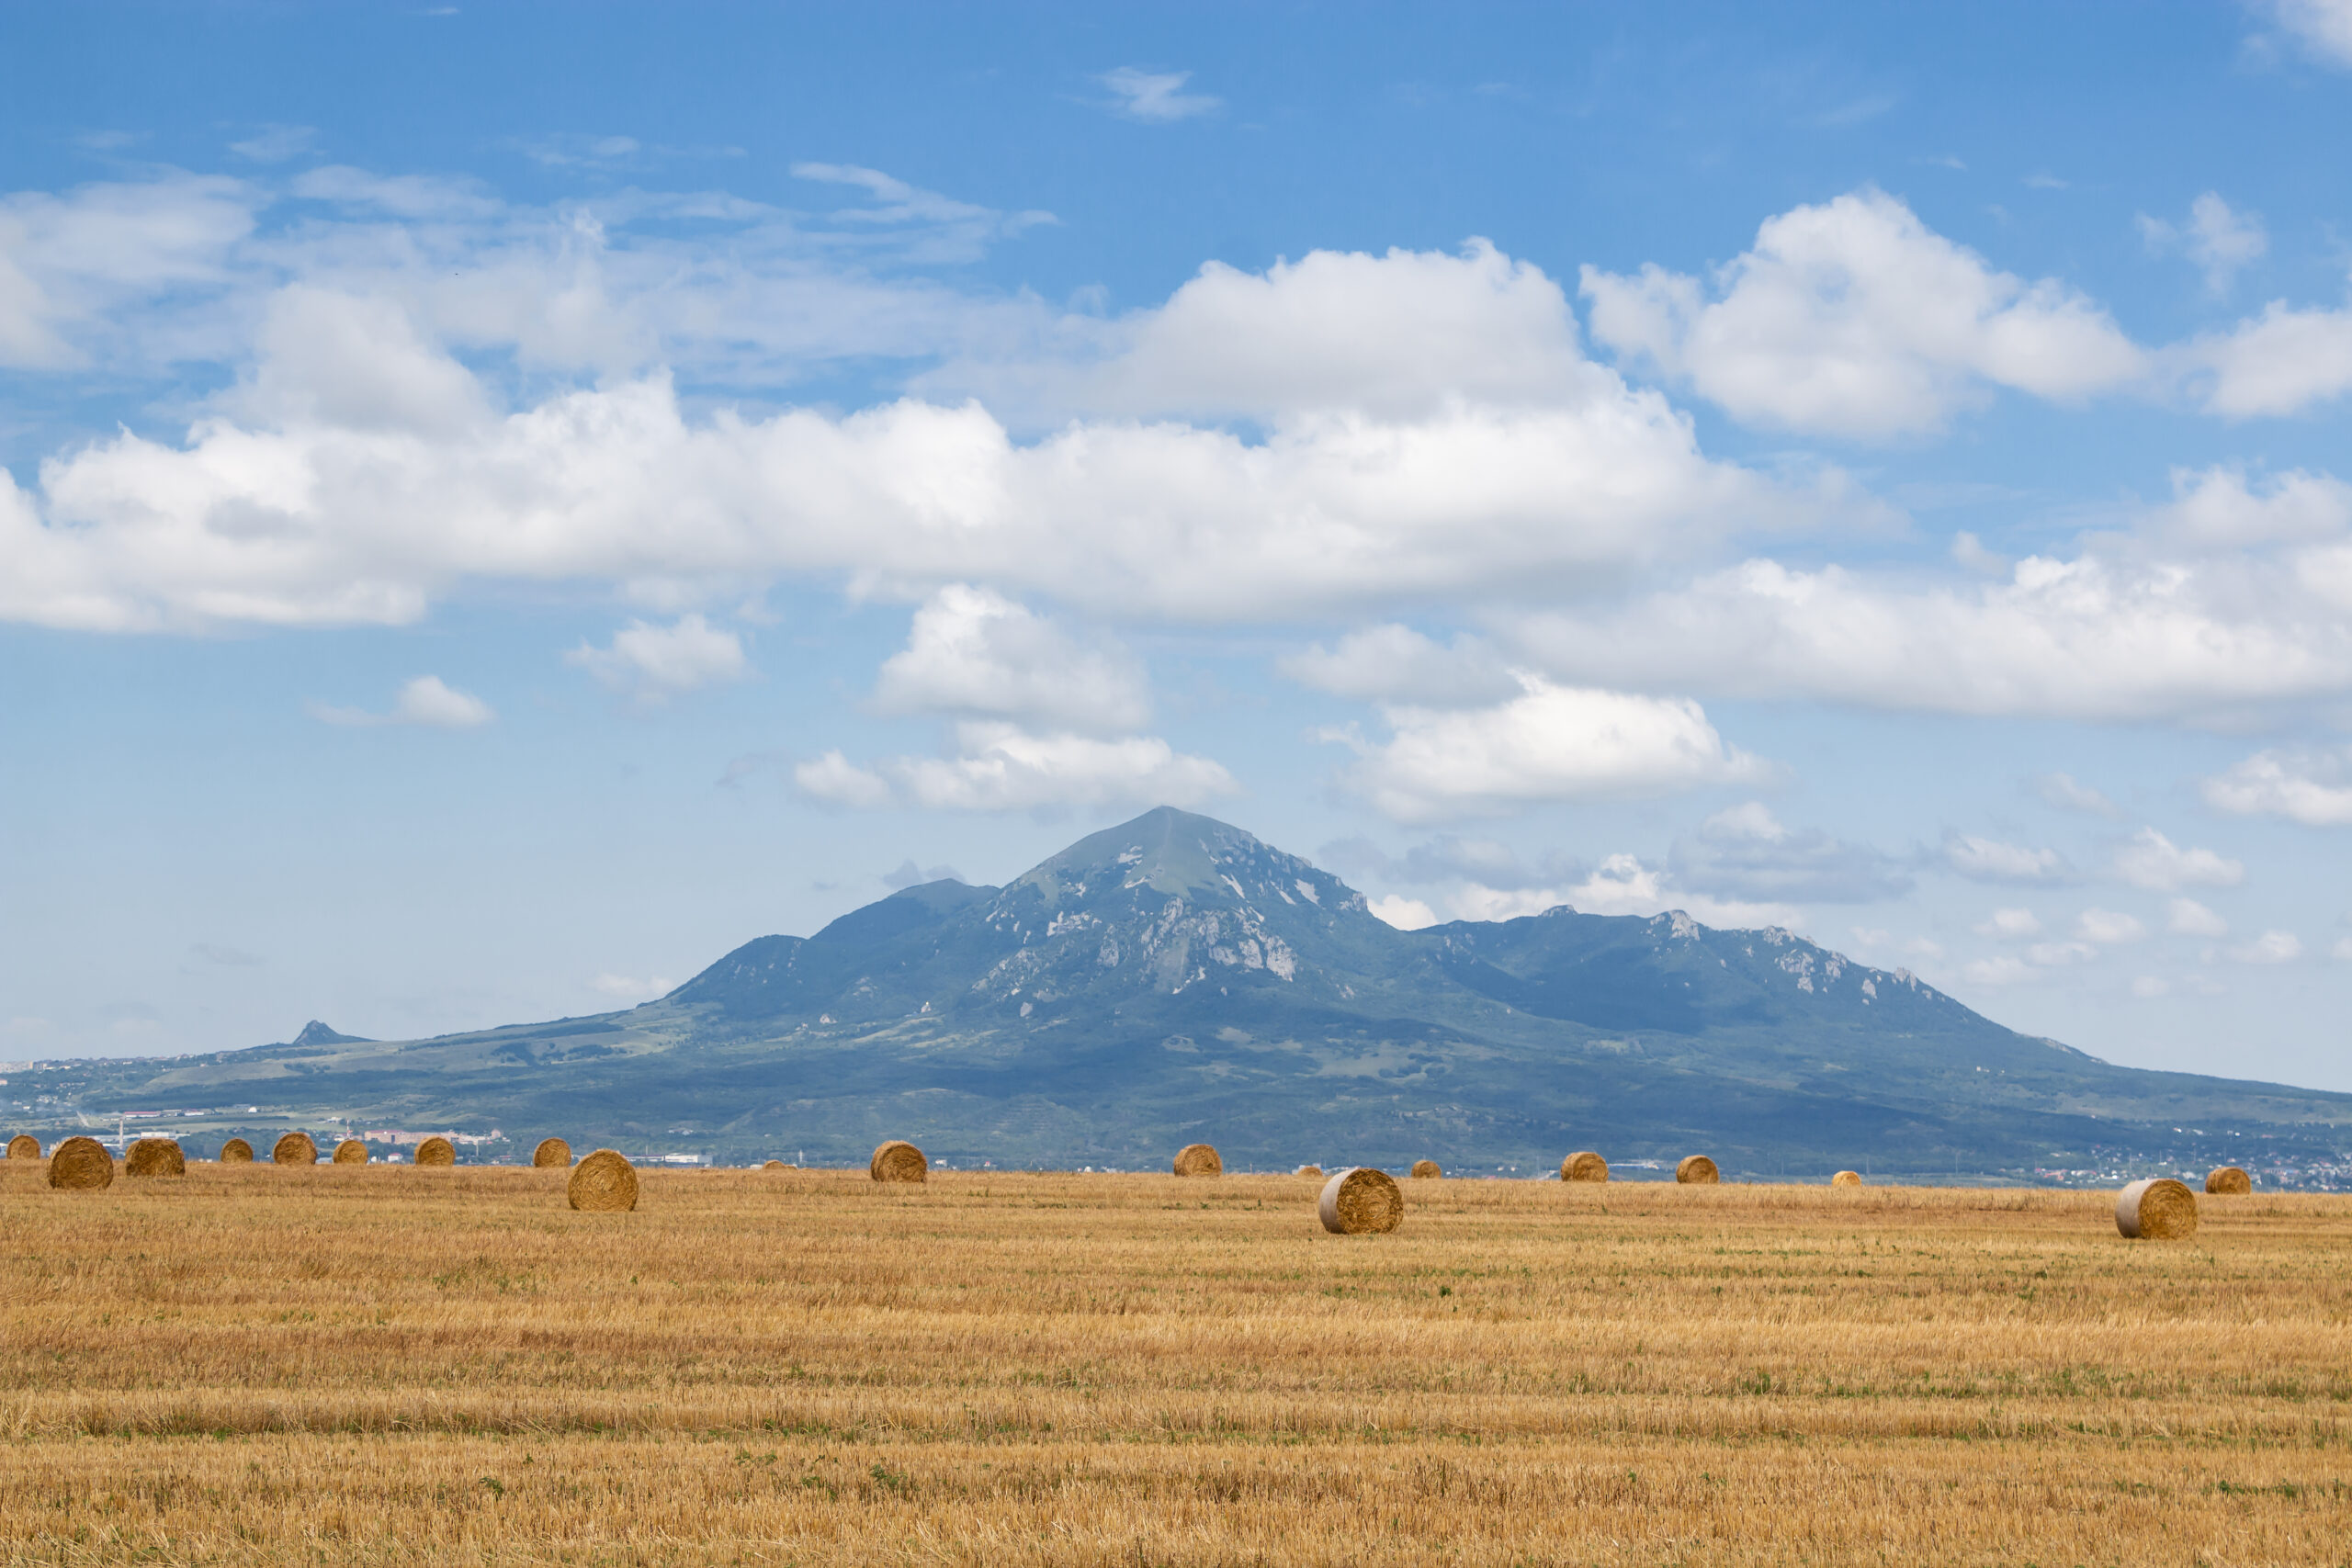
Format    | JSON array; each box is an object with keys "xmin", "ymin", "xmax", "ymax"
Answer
[
  {"xmin": 6, "ymin": 1134, "xmax": 39, "ymax": 1160},
  {"xmin": 1318, "ymin": 1167, "xmax": 1403, "ymax": 1235},
  {"xmin": 1172, "ymin": 1143, "xmax": 1222, "ymax": 1177},
  {"xmin": 567, "ymin": 1148, "xmax": 639, "ymax": 1212},
  {"xmin": 1676, "ymin": 1155, "xmax": 1720, "ymax": 1185},
  {"xmin": 1561, "ymin": 1150, "xmax": 1609, "ymax": 1183},
  {"xmin": 2116, "ymin": 1178, "xmax": 2198, "ymax": 1239},
  {"xmin": 272, "ymin": 1132, "xmax": 317, "ymax": 1166},
  {"xmin": 1831, "ymin": 1169, "xmax": 1862, "ymax": 1188},
  {"xmin": 870, "ymin": 1140, "xmax": 927, "ymax": 1183},
  {"xmin": 219, "ymin": 1138, "xmax": 254, "ymax": 1164},
  {"xmin": 125, "ymin": 1137, "xmax": 187, "ymax": 1178},
  {"xmin": 2204, "ymin": 1166, "xmax": 2251, "ymax": 1195},
  {"xmin": 47, "ymin": 1135, "xmax": 114, "ymax": 1190},
  {"xmin": 532, "ymin": 1137, "xmax": 572, "ymax": 1168},
  {"xmin": 1410, "ymin": 1158, "xmax": 1442, "ymax": 1179},
  {"xmin": 414, "ymin": 1136, "xmax": 456, "ymax": 1167},
  {"xmin": 332, "ymin": 1138, "xmax": 368, "ymax": 1166}
]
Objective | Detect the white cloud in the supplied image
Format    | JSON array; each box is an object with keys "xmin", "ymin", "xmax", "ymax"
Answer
[
  {"xmin": 308, "ymin": 674, "xmax": 493, "ymax": 728},
  {"xmin": 2132, "ymin": 975, "xmax": 2171, "ymax": 998},
  {"xmin": 1580, "ymin": 187, "xmax": 2145, "ymax": 439},
  {"xmin": 1504, "ymin": 468, "xmax": 2352, "ymax": 722},
  {"xmin": 2167, "ymin": 897, "xmax": 2230, "ymax": 937},
  {"xmin": 1367, "ymin": 895, "xmax": 1439, "ymax": 931},
  {"xmin": 1974, "ymin": 908, "xmax": 2043, "ymax": 940},
  {"xmin": 2111, "ymin": 828, "xmax": 2245, "ymax": 891},
  {"xmin": 2034, "ymin": 772, "xmax": 2120, "ymax": 817},
  {"xmin": 1942, "ymin": 834, "xmax": 2070, "ymax": 885},
  {"xmin": 2183, "ymin": 297, "xmax": 2352, "ymax": 417},
  {"xmin": 795, "ymin": 723, "xmax": 1237, "ymax": 813},
  {"xmin": 2201, "ymin": 745, "xmax": 2352, "ymax": 826},
  {"xmin": 2139, "ymin": 193, "xmax": 2267, "ymax": 295},
  {"xmin": 1098, "ymin": 68, "xmax": 1220, "ymax": 122},
  {"xmin": 228, "ymin": 125, "xmax": 317, "ymax": 164},
  {"xmin": 2026, "ymin": 940, "xmax": 2099, "ymax": 967},
  {"xmin": 566, "ymin": 613, "xmax": 749, "ymax": 703},
  {"xmin": 2228, "ymin": 930, "xmax": 2303, "ymax": 964},
  {"xmin": 873, "ymin": 585, "xmax": 1148, "ymax": 733},
  {"xmin": 2074, "ymin": 908, "xmax": 2147, "ymax": 944},
  {"xmin": 0, "ymin": 173, "xmax": 257, "ymax": 369},
  {"xmin": 2266, "ymin": 0, "xmax": 2352, "ymax": 66},
  {"xmin": 2333, "ymin": 934, "xmax": 2352, "ymax": 962},
  {"xmin": 1668, "ymin": 801, "xmax": 1911, "ymax": 903},
  {"xmin": 1331, "ymin": 676, "xmax": 1770, "ymax": 823},
  {"xmin": 1448, "ymin": 852, "xmax": 1795, "ymax": 930},
  {"xmin": 1961, "ymin": 954, "xmax": 2035, "ymax": 987},
  {"xmin": 1279, "ymin": 625, "xmax": 1519, "ymax": 707},
  {"xmin": 587, "ymin": 972, "xmax": 674, "ymax": 1000}
]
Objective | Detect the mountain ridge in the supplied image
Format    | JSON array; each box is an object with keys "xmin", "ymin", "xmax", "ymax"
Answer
[{"xmin": 7, "ymin": 807, "xmax": 2348, "ymax": 1182}]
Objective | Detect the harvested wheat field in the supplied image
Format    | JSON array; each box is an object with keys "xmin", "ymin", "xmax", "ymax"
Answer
[{"xmin": 1, "ymin": 1163, "xmax": 2348, "ymax": 1566}]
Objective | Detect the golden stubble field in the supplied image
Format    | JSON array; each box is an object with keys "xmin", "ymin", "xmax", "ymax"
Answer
[{"xmin": 2, "ymin": 1160, "xmax": 2348, "ymax": 1567}]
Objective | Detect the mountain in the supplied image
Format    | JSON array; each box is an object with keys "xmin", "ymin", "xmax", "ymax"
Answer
[{"xmin": 11, "ymin": 807, "xmax": 2350, "ymax": 1180}]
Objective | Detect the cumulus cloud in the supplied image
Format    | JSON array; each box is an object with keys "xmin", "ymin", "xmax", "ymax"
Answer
[
  {"xmin": 1329, "ymin": 676, "xmax": 1770, "ymax": 823},
  {"xmin": 1367, "ymin": 895, "xmax": 1440, "ymax": 931},
  {"xmin": 2168, "ymin": 897, "xmax": 2230, "ymax": 937},
  {"xmin": 874, "ymin": 585, "xmax": 1149, "ymax": 733},
  {"xmin": 1446, "ymin": 852, "xmax": 1796, "ymax": 930},
  {"xmin": 1098, "ymin": 68, "xmax": 1219, "ymax": 122},
  {"xmin": 1666, "ymin": 802, "xmax": 1912, "ymax": 903},
  {"xmin": 2182, "ymin": 296, "xmax": 2352, "ymax": 417},
  {"xmin": 1973, "ymin": 908, "xmax": 2043, "ymax": 940},
  {"xmin": 2229, "ymin": 930, "xmax": 2303, "ymax": 964},
  {"xmin": 308, "ymin": 674, "xmax": 492, "ymax": 728},
  {"xmin": 2110, "ymin": 828, "xmax": 2245, "ymax": 891},
  {"xmin": 1278, "ymin": 625, "xmax": 1519, "ymax": 708},
  {"xmin": 2034, "ymin": 772, "xmax": 2120, "ymax": 817},
  {"xmin": 1580, "ymin": 187, "xmax": 2145, "ymax": 439},
  {"xmin": 2139, "ymin": 193, "xmax": 2267, "ymax": 295},
  {"xmin": 0, "ymin": 173, "xmax": 257, "ymax": 370},
  {"xmin": 795, "ymin": 723, "xmax": 1238, "ymax": 813},
  {"xmin": 566, "ymin": 613, "xmax": 749, "ymax": 703},
  {"xmin": 1941, "ymin": 833, "xmax": 2070, "ymax": 885},
  {"xmin": 1504, "ymin": 468, "xmax": 2352, "ymax": 723},
  {"xmin": 2074, "ymin": 908, "xmax": 2147, "ymax": 944},
  {"xmin": 2201, "ymin": 745, "xmax": 2352, "ymax": 826},
  {"xmin": 2265, "ymin": 0, "xmax": 2352, "ymax": 65}
]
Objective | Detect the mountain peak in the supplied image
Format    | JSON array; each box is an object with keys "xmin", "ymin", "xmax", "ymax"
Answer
[
  {"xmin": 287, "ymin": 1020, "xmax": 370, "ymax": 1047},
  {"xmin": 1023, "ymin": 807, "xmax": 1294, "ymax": 899}
]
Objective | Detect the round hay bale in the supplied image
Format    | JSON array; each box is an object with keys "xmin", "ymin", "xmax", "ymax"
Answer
[
  {"xmin": 332, "ymin": 1138, "xmax": 368, "ymax": 1166},
  {"xmin": 2117, "ymin": 1177, "xmax": 2198, "ymax": 1239},
  {"xmin": 6, "ymin": 1134, "xmax": 39, "ymax": 1160},
  {"xmin": 567, "ymin": 1149, "xmax": 639, "ymax": 1212},
  {"xmin": 271, "ymin": 1132, "xmax": 317, "ymax": 1166},
  {"xmin": 1676, "ymin": 1155, "xmax": 1721, "ymax": 1185},
  {"xmin": 762, "ymin": 1158, "xmax": 789, "ymax": 1170},
  {"xmin": 47, "ymin": 1135, "xmax": 114, "ymax": 1190},
  {"xmin": 869, "ymin": 1140, "xmax": 927, "ymax": 1183},
  {"xmin": 1172, "ymin": 1143, "xmax": 1223, "ymax": 1177},
  {"xmin": 414, "ymin": 1136, "xmax": 456, "ymax": 1167},
  {"xmin": 1296, "ymin": 1165, "xmax": 1324, "ymax": 1179},
  {"xmin": 1561, "ymin": 1150, "xmax": 1610, "ymax": 1182},
  {"xmin": 1318, "ymin": 1167, "xmax": 1403, "ymax": 1235},
  {"xmin": 532, "ymin": 1137, "xmax": 572, "ymax": 1168},
  {"xmin": 124, "ymin": 1137, "xmax": 187, "ymax": 1178},
  {"xmin": 1410, "ymin": 1158, "xmax": 1442, "ymax": 1179},
  {"xmin": 219, "ymin": 1138, "xmax": 254, "ymax": 1164},
  {"xmin": 1832, "ymin": 1169, "xmax": 1863, "ymax": 1188},
  {"xmin": 2205, "ymin": 1165, "xmax": 2252, "ymax": 1195}
]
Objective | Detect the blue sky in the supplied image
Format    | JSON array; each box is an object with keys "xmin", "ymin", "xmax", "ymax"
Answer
[{"xmin": 7, "ymin": 1, "xmax": 2352, "ymax": 1089}]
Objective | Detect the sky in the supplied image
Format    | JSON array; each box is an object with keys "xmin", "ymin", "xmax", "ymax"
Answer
[{"xmin": 6, "ymin": 2, "xmax": 2352, "ymax": 1090}]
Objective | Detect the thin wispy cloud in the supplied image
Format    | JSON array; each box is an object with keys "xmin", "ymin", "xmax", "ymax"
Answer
[{"xmin": 1098, "ymin": 67, "xmax": 1220, "ymax": 122}]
